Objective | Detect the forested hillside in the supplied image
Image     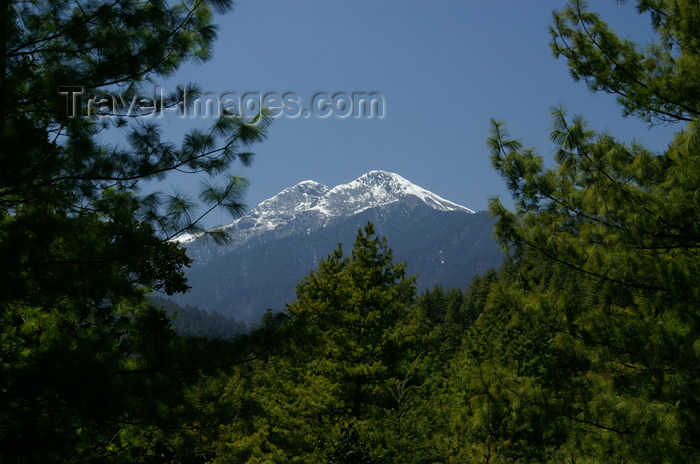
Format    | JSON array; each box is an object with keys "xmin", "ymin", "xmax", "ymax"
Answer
[
  {"xmin": 150, "ymin": 296, "xmax": 246, "ymax": 339},
  {"xmin": 2, "ymin": 0, "xmax": 698, "ymax": 462}
]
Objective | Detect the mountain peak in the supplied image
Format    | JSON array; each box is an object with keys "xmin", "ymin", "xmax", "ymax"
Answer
[
  {"xmin": 240, "ymin": 179, "xmax": 329, "ymax": 229},
  {"xmin": 355, "ymin": 170, "xmax": 413, "ymax": 187},
  {"xmin": 362, "ymin": 169, "xmax": 402, "ymax": 179},
  {"xmin": 267, "ymin": 179, "xmax": 329, "ymax": 198},
  {"xmin": 310, "ymin": 171, "xmax": 474, "ymax": 216},
  {"xmin": 290, "ymin": 179, "xmax": 329, "ymax": 191}
]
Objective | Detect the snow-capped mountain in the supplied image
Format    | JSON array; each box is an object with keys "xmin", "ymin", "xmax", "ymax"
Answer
[
  {"xmin": 171, "ymin": 171, "xmax": 501, "ymax": 323},
  {"xmin": 180, "ymin": 171, "xmax": 475, "ymax": 260},
  {"xmin": 176, "ymin": 179, "xmax": 329, "ymax": 245},
  {"xmin": 308, "ymin": 170, "xmax": 474, "ymax": 217}
]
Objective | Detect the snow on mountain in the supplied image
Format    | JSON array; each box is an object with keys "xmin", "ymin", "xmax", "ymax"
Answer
[
  {"xmin": 177, "ymin": 171, "xmax": 473, "ymax": 247},
  {"xmin": 250, "ymin": 180, "xmax": 330, "ymax": 217},
  {"xmin": 177, "ymin": 180, "xmax": 328, "ymax": 244},
  {"xmin": 235, "ymin": 179, "xmax": 329, "ymax": 232},
  {"xmin": 310, "ymin": 170, "xmax": 474, "ymax": 216}
]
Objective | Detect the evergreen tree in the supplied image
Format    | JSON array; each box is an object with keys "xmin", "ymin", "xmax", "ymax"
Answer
[
  {"xmin": 449, "ymin": 1, "xmax": 700, "ymax": 461},
  {"xmin": 287, "ymin": 223, "xmax": 416, "ymax": 421},
  {"xmin": 209, "ymin": 224, "xmax": 419, "ymax": 462},
  {"xmin": 0, "ymin": 0, "xmax": 270, "ymax": 461}
]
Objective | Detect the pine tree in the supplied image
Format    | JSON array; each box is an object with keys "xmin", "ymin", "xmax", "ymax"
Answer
[
  {"xmin": 449, "ymin": 1, "xmax": 700, "ymax": 461},
  {"xmin": 0, "ymin": 0, "xmax": 270, "ymax": 461},
  {"xmin": 222, "ymin": 224, "xmax": 418, "ymax": 462},
  {"xmin": 288, "ymin": 223, "xmax": 416, "ymax": 421}
]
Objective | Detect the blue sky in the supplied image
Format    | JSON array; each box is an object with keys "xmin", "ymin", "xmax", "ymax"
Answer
[{"xmin": 152, "ymin": 0, "xmax": 679, "ymax": 227}]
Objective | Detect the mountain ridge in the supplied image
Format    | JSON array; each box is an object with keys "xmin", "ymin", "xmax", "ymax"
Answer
[{"xmin": 177, "ymin": 171, "xmax": 474, "ymax": 247}]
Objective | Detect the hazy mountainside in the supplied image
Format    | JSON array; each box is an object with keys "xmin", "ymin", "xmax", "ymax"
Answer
[
  {"xmin": 172, "ymin": 171, "xmax": 502, "ymax": 323},
  {"xmin": 149, "ymin": 296, "xmax": 245, "ymax": 339}
]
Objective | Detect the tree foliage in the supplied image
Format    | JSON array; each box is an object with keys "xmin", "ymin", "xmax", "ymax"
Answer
[
  {"xmin": 287, "ymin": 223, "xmax": 416, "ymax": 420},
  {"xmin": 256, "ymin": 224, "xmax": 418, "ymax": 462},
  {"xmin": 450, "ymin": 0, "xmax": 700, "ymax": 461},
  {"xmin": 0, "ymin": 0, "xmax": 270, "ymax": 461}
]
